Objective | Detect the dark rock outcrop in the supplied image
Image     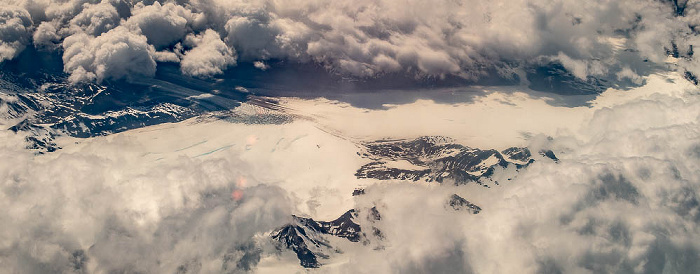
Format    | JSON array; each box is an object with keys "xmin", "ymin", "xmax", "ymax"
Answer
[
  {"xmin": 447, "ymin": 194, "xmax": 482, "ymax": 214},
  {"xmin": 355, "ymin": 136, "xmax": 557, "ymax": 185},
  {"xmin": 271, "ymin": 209, "xmax": 362, "ymax": 268}
]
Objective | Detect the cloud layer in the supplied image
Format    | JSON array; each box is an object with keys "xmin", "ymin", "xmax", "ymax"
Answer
[
  {"xmin": 0, "ymin": 127, "xmax": 295, "ymax": 273},
  {"xmin": 62, "ymin": 26, "xmax": 157, "ymax": 82},
  {"xmin": 0, "ymin": 0, "xmax": 698, "ymax": 83},
  {"xmin": 180, "ymin": 29, "xmax": 236, "ymax": 77},
  {"xmin": 0, "ymin": 6, "xmax": 32, "ymax": 62}
]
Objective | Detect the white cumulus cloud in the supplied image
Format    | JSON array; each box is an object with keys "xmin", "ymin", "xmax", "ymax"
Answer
[
  {"xmin": 62, "ymin": 26, "xmax": 156, "ymax": 83},
  {"xmin": 69, "ymin": 2, "xmax": 120, "ymax": 36},
  {"xmin": 124, "ymin": 1, "xmax": 205, "ymax": 49},
  {"xmin": 0, "ymin": 0, "xmax": 695, "ymax": 84},
  {"xmin": 0, "ymin": 6, "xmax": 32, "ymax": 62},
  {"xmin": 180, "ymin": 29, "xmax": 237, "ymax": 77}
]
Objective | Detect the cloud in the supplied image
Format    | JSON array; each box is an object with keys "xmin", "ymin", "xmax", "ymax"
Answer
[
  {"xmin": 32, "ymin": 20, "xmax": 61, "ymax": 50},
  {"xmin": 0, "ymin": 6, "xmax": 32, "ymax": 62},
  {"xmin": 556, "ymin": 52, "xmax": 608, "ymax": 80},
  {"xmin": 180, "ymin": 29, "xmax": 237, "ymax": 77},
  {"xmin": 0, "ymin": 0, "xmax": 696, "ymax": 84},
  {"xmin": 62, "ymin": 26, "xmax": 156, "ymax": 83},
  {"xmin": 253, "ymin": 60, "xmax": 269, "ymax": 70},
  {"xmin": 616, "ymin": 66, "xmax": 644, "ymax": 85},
  {"xmin": 69, "ymin": 2, "xmax": 120, "ymax": 36},
  {"xmin": 0, "ymin": 127, "xmax": 294, "ymax": 273},
  {"xmin": 124, "ymin": 1, "xmax": 205, "ymax": 49}
]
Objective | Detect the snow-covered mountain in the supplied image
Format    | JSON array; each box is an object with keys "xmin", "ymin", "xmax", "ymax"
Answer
[
  {"xmin": 356, "ymin": 136, "xmax": 558, "ymax": 186},
  {"xmin": 271, "ymin": 210, "xmax": 362, "ymax": 268},
  {"xmin": 0, "ymin": 59, "xmax": 250, "ymax": 152}
]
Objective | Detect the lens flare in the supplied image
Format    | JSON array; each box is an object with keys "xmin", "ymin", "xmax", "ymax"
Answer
[
  {"xmin": 231, "ymin": 189, "xmax": 244, "ymax": 201},
  {"xmin": 246, "ymin": 135, "xmax": 257, "ymax": 146},
  {"xmin": 237, "ymin": 176, "xmax": 247, "ymax": 188}
]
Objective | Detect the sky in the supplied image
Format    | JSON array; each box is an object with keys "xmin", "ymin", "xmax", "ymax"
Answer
[{"xmin": 0, "ymin": 0, "xmax": 699, "ymax": 273}]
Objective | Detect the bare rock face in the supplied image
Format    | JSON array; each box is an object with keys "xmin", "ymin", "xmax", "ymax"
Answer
[{"xmin": 447, "ymin": 194, "xmax": 482, "ymax": 214}]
